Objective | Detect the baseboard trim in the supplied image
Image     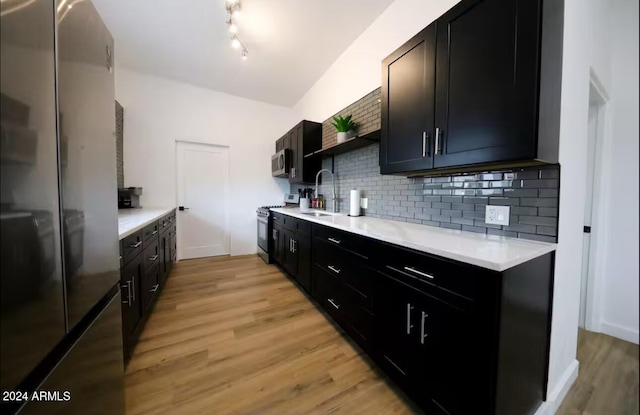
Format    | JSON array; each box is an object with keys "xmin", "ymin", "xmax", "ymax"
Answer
[
  {"xmin": 601, "ymin": 321, "xmax": 640, "ymax": 344},
  {"xmin": 534, "ymin": 359, "xmax": 579, "ymax": 415}
]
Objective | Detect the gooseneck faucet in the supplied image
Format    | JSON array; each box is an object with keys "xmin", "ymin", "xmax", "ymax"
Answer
[{"xmin": 315, "ymin": 169, "xmax": 338, "ymax": 213}]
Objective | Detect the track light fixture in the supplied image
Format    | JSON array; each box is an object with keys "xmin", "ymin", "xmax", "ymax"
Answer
[{"xmin": 225, "ymin": 1, "xmax": 248, "ymax": 60}]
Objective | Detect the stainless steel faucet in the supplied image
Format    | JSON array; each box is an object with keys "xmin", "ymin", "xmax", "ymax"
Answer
[{"xmin": 315, "ymin": 169, "xmax": 338, "ymax": 213}]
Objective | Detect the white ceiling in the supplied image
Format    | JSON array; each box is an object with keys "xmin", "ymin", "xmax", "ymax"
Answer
[{"xmin": 92, "ymin": 0, "xmax": 394, "ymax": 107}]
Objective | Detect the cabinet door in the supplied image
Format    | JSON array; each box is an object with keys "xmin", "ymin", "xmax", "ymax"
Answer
[
  {"xmin": 418, "ymin": 296, "xmax": 485, "ymax": 414},
  {"xmin": 296, "ymin": 231, "xmax": 312, "ymax": 293},
  {"xmin": 282, "ymin": 229, "xmax": 298, "ymax": 277},
  {"xmin": 120, "ymin": 255, "xmax": 142, "ymax": 337},
  {"xmin": 288, "ymin": 128, "xmax": 299, "ymax": 182},
  {"xmin": 374, "ymin": 272, "xmax": 423, "ymax": 392},
  {"xmin": 141, "ymin": 264, "xmax": 160, "ymax": 313},
  {"xmin": 433, "ymin": 0, "xmax": 540, "ymax": 168},
  {"xmin": 381, "ymin": 24, "xmax": 436, "ymax": 174},
  {"xmin": 272, "ymin": 224, "xmax": 283, "ymax": 265}
]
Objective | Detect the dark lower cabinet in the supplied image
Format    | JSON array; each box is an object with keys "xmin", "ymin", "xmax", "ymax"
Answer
[
  {"xmin": 271, "ymin": 213, "xmax": 554, "ymax": 415},
  {"xmin": 119, "ymin": 209, "xmax": 176, "ymax": 362}
]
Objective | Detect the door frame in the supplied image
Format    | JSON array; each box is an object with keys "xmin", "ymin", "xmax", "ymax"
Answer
[
  {"xmin": 582, "ymin": 69, "xmax": 611, "ymax": 332},
  {"xmin": 174, "ymin": 140, "xmax": 230, "ymax": 261}
]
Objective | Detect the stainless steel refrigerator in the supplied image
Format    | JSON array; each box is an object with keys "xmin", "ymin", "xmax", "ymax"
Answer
[{"xmin": 1, "ymin": 0, "xmax": 124, "ymax": 413}]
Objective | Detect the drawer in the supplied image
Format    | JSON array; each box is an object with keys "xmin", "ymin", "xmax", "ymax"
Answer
[
  {"xmin": 159, "ymin": 213, "xmax": 171, "ymax": 234},
  {"xmin": 376, "ymin": 243, "xmax": 488, "ymax": 302},
  {"xmin": 142, "ymin": 221, "xmax": 159, "ymax": 246},
  {"xmin": 121, "ymin": 230, "xmax": 143, "ymax": 266},
  {"xmin": 313, "ymin": 224, "xmax": 370, "ymax": 259},
  {"xmin": 314, "ymin": 239, "xmax": 373, "ymax": 308},
  {"xmin": 141, "ymin": 261, "xmax": 160, "ymax": 313},
  {"xmin": 281, "ymin": 214, "xmax": 297, "ymax": 231},
  {"xmin": 142, "ymin": 239, "xmax": 160, "ymax": 274},
  {"xmin": 314, "ymin": 266, "xmax": 373, "ymax": 350}
]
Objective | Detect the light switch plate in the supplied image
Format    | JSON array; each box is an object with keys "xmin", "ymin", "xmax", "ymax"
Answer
[
  {"xmin": 485, "ymin": 205, "xmax": 510, "ymax": 226},
  {"xmin": 360, "ymin": 197, "xmax": 368, "ymax": 209}
]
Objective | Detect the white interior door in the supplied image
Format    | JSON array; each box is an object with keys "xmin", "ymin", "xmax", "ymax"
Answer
[{"xmin": 176, "ymin": 141, "xmax": 230, "ymax": 259}]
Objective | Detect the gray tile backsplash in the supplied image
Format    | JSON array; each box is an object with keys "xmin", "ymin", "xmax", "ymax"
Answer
[{"xmin": 291, "ymin": 142, "xmax": 560, "ymax": 243}]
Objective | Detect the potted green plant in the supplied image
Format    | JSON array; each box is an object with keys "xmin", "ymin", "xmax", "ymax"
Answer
[{"xmin": 331, "ymin": 114, "xmax": 357, "ymax": 144}]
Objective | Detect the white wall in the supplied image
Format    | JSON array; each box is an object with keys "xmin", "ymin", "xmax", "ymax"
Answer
[
  {"xmin": 115, "ymin": 69, "xmax": 296, "ymax": 256},
  {"xmin": 292, "ymin": 0, "xmax": 625, "ymax": 410},
  {"xmin": 599, "ymin": 0, "xmax": 639, "ymax": 344},
  {"xmin": 293, "ymin": 0, "xmax": 460, "ymax": 121}
]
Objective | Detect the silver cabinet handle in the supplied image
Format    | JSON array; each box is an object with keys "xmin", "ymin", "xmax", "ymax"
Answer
[
  {"xmin": 151, "ymin": 284, "xmax": 159, "ymax": 293},
  {"xmin": 328, "ymin": 265, "xmax": 341, "ymax": 274},
  {"xmin": 129, "ymin": 241, "xmax": 142, "ymax": 248},
  {"xmin": 435, "ymin": 128, "xmax": 441, "ymax": 155},
  {"xmin": 404, "ymin": 266, "xmax": 435, "ymax": 279},
  {"xmin": 151, "ymin": 230, "xmax": 158, "ymax": 235},
  {"xmin": 406, "ymin": 303, "xmax": 414, "ymax": 334},
  {"xmin": 328, "ymin": 298, "xmax": 340, "ymax": 309},
  {"xmin": 272, "ymin": 229, "xmax": 278, "ymax": 240},
  {"xmin": 328, "ymin": 238, "xmax": 341, "ymax": 244},
  {"xmin": 131, "ymin": 277, "xmax": 135, "ymax": 301},
  {"xmin": 421, "ymin": 311, "xmax": 429, "ymax": 344},
  {"xmin": 149, "ymin": 255, "xmax": 159, "ymax": 261},
  {"xmin": 422, "ymin": 132, "xmax": 427, "ymax": 157},
  {"xmin": 292, "ymin": 239, "xmax": 297, "ymax": 253},
  {"xmin": 122, "ymin": 282, "xmax": 131, "ymax": 307}
]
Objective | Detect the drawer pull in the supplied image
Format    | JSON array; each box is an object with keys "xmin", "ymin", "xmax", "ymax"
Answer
[
  {"xmin": 421, "ymin": 311, "xmax": 429, "ymax": 344},
  {"xmin": 150, "ymin": 284, "xmax": 159, "ymax": 293},
  {"xmin": 406, "ymin": 303, "xmax": 414, "ymax": 334},
  {"xmin": 328, "ymin": 237, "xmax": 341, "ymax": 244},
  {"xmin": 328, "ymin": 265, "xmax": 341, "ymax": 274},
  {"xmin": 151, "ymin": 230, "xmax": 158, "ymax": 235},
  {"xmin": 149, "ymin": 255, "xmax": 159, "ymax": 261},
  {"xmin": 403, "ymin": 266, "xmax": 434, "ymax": 280},
  {"xmin": 129, "ymin": 241, "xmax": 142, "ymax": 248},
  {"xmin": 121, "ymin": 282, "xmax": 131, "ymax": 307},
  {"xmin": 328, "ymin": 298, "xmax": 340, "ymax": 310}
]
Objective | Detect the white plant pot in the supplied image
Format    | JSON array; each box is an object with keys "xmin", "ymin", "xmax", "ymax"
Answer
[{"xmin": 337, "ymin": 132, "xmax": 349, "ymax": 144}]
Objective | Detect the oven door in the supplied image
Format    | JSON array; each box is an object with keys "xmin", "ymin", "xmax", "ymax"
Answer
[{"xmin": 257, "ymin": 216, "xmax": 270, "ymax": 262}]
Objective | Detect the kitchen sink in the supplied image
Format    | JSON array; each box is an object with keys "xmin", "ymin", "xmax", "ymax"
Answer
[{"xmin": 301, "ymin": 211, "xmax": 334, "ymax": 217}]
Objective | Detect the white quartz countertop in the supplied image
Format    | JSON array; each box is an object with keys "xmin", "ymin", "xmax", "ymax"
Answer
[
  {"xmin": 270, "ymin": 207, "xmax": 556, "ymax": 272},
  {"xmin": 118, "ymin": 207, "xmax": 176, "ymax": 240}
]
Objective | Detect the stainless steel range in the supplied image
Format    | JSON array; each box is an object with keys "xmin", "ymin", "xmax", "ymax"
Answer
[{"xmin": 256, "ymin": 205, "xmax": 284, "ymax": 263}]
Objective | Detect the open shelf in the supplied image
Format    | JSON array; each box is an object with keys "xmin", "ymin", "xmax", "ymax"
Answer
[{"xmin": 304, "ymin": 129, "xmax": 380, "ymax": 159}]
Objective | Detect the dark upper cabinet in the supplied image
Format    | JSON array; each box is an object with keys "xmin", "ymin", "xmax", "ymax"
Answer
[
  {"xmin": 380, "ymin": 24, "xmax": 436, "ymax": 175},
  {"xmin": 275, "ymin": 120, "xmax": 322, "ymax": 184},
  {"xmin": 381, "ymin": 0, "xmax": 560, "ymax": 175},
  {"xmin": 433, "ymin": 0, "xmax": 540, "ymax": 169}
]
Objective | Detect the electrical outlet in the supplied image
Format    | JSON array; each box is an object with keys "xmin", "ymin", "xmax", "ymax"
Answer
[
  {"xmin": 360, "ymin": 197, "xmax": 368, "ymax": 209},
  {"xmin": 485, "ymin": 205, "xmax": 510, "ymax": 226}
]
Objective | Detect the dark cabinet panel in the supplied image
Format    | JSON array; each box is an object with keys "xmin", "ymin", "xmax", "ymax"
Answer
[
  {"xmin": 282, "ymin": 229, "xmax": 298, "ymax": 277},
  {"xmin": 381, "ymin": 24, "xmax": 436, "ymax": 174},
  {"xmin": 381, "ymin": 0, "xmax": 546, "ymax": 174},
  {"xmin": 140, "ymin": 264, "xmax": 160, "ymax": 314},
  {"xmin": 275, "ymin": 121, "xmax": 322, "ymax": 184},
  {"xmin": 433, "ymin": 0, "xmax": 539, "ymax": 168},
  {"xmin": 142, "ymin": 221, "xmax": 159, "ymax": 247},
  {"xmin": 272, "ymin": 223, "xmax": 283, "ymax": 265},
  {"xmin": 120, "ymin": 255, "xmax": 142, "ymax": 340},
  {"xmin": 296, "ymin": 231, "xmax": 312, "ymax": 294},
  {"xmin": 121, "ymin": 230, "xmax": 143, "ymax": 266}
]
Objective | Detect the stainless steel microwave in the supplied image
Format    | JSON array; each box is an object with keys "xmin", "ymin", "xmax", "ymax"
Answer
[{"xmin": 271, "ymin": 149, "xmax": 290, "ymax": 178}]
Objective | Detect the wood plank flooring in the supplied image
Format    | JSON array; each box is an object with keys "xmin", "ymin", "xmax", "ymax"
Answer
[
  {"xmin": 126, "ymin": 255, "xmax": 639, "ymax": 415},
  {"xmin": 125, "ymin": 255, "xmax": 417, "ymax": 415},
  {"xmin": 557, "ymin": 329, "xmax": 639, "ymax": 415}
]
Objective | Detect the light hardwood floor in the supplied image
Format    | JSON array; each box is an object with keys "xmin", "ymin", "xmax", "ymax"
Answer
[{"xmin": 125, "ymin": 255, "xmax": 639, "ymax": 415}]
